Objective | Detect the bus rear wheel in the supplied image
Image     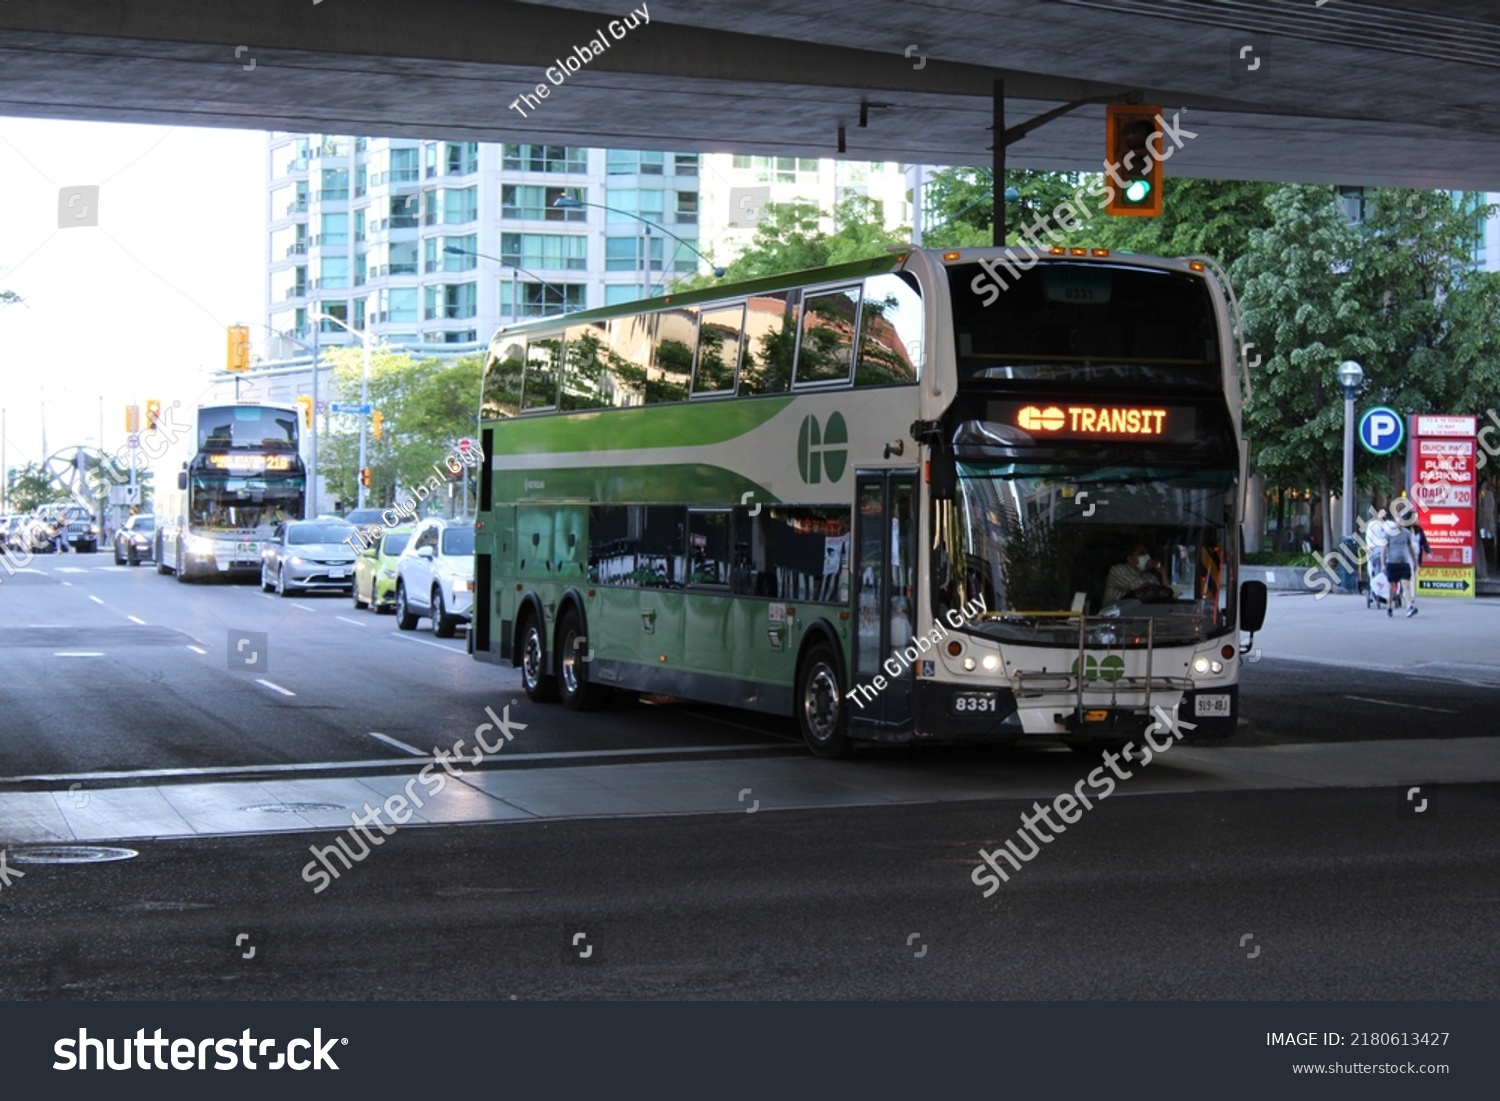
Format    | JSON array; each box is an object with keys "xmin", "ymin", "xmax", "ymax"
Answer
[
  {"xmin": 797, "ymin": 640, "xmax": 852, "ymax": 759},
  {"xmin": 557, "ymin": 609, "xmax": 609, "ymax": 711},
  {"xmin": 520, "ymin": 614, "xmax": 559, "ymax": 703}
]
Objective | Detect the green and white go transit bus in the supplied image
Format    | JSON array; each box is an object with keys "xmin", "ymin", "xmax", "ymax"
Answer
[{"xmin": 470, "ymin": 246, "xmax": 1267, "ymax": 757}]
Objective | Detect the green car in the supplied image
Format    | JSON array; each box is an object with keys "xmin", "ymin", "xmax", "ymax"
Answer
[{"xmin": 352, "ymin": 525, "xmax": 415, "ymax": 613}]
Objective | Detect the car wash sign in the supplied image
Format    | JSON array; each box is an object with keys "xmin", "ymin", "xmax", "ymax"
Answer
[{"xmin": 1408, "ymin": 415, "xmax": 1477, "ymax": 598}]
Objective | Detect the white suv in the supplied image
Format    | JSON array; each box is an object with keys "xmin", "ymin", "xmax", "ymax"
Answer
[{"xmin": 394, "ymin": 517, "xmax": 475, "ymax": 637}]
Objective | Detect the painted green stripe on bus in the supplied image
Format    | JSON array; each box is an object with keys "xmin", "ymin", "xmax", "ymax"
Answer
[
  {"xmin": 492, "ymin": 464, "xmax": 781, "ymax": 504},
  {"xmin": 485, "ymin": 396, "xmax": 795, "ymax": 455}
]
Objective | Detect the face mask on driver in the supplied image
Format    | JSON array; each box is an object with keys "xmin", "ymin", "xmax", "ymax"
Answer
[{"xmin": 1136, "ymin": 555, "xmax": 1150, "ymax": 569}]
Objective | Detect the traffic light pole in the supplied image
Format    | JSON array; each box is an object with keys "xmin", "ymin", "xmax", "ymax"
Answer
[
  {"xmin": 310, "ymin": 322, "xmax": 320, "ymax": 518},
  {"xmin": 990, "ymin": 85, "xmax": 1146, "ymax": 246}
]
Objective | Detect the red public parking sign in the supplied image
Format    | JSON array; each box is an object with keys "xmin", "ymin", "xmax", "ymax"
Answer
[{"xmin": 1408, "ymin": 417, "xmax": 1478, "ymax": 596}]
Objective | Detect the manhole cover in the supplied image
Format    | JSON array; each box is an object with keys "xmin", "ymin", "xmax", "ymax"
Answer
[
  {"xmin": 240, "ymin": 802, "xmax": 347, "ymax": 814},
  {"xmin": 9, "ymin": 846, "xmax": 138, "ymax": 864}
]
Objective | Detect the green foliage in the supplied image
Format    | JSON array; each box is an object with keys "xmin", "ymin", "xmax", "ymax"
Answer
[
  {"xmin": 317, "ymin": 348, "xmax": 483, "ymax": 510},
  {"xmin": 1086, "ymin": 178, "xmax": 1279, "ymax": 266},
  {"xmin": 6, "ymin": 462, "xmax": 59, "ymax": 513},
  {"xmin": 922, "ymin": 168, "xmax": 1097, "ymax": 250}
]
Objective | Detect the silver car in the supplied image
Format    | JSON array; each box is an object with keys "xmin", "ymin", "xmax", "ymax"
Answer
[{"xmin": 260, "ymin": 519, "xmax": 359, "ymax": 596}]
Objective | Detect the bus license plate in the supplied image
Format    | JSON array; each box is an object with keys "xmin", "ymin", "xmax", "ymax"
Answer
[
  {"xmin": 1195, "ymin": 694, "xmax": 1231, "ymax": 716},
  {"xmin": 952, "ymin": 692, "xmax": 998, "ymax": 715}
]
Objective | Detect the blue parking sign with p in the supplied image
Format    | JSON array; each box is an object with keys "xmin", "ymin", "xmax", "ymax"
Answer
[{"xmin": 1359, "ymin": 407, "xmax": 1404, "ymax": 455}]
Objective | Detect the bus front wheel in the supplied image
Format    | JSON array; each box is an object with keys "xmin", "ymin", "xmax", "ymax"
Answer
[
  {"xmin": 797, "ymin": 641, "xmax": 852, "ymax": 759},
  {"xmin": 520, "ymin": 614, "xmax": 559, "ymax": 703},
  {"xmin": 557, "ymin": 609, "xmax": 609, "ymax": 711}
]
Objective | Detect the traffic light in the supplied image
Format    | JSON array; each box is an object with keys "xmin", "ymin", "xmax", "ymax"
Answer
[
  {"xmin": 227, "ymin": 325, "xmax": 251, "ymax": 372},
  {"xmin": 145, "ymin": 399, "xmax": 162, "ymax": 431},
  {"xmin": 372, "ymin": 410, "xmax": 383, "ymax": 439},
  {"xmin": 360, "ymin": 467, "xmax": 372, "ymax": 488},
  {"xmin": 1104, "ymin": 104, "xmax": 1163, "ymax": 217},
  {"xmin": 125, "ymin": 404, "xmax": 140, "ymax": 433},
  {"xmin": 297, "ymin": 394, "xmax": 313, "ymax": 428}
]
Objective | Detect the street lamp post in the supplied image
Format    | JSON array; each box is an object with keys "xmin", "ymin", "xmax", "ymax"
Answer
[
  {"xmin": 1337, "ymin": 359, "xmax": 1365, "ymax": 541},
  {"xmin": 441, "ymin": 247, "xmax": 577, "ymax": 321},
  {"xmin": 552, "ymin": 196, "xmax": 725, "ymax": 296},
  {"xmin": 312, "ymin": 312, "xmax": 374, "ymax": 509}
]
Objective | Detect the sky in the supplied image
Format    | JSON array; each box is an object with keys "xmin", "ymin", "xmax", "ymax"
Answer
[{"xmin": 0, "ymin": 118, "xmax": 266, "ymax": 482}]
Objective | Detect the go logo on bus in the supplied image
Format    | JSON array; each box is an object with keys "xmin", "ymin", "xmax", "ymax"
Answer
[
  {"xmin": 797, "ymin": 412, "xmax": 849, "ymax": 484},
  {"xmin": 1072, "ymin": 654, "xmax": 1125, "ymax": 682}
]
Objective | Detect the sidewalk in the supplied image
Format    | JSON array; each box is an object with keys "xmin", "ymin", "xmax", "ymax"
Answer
[{"xmin": 1257, "ymin": 589, "xmax": 1500, "ymax": 684}]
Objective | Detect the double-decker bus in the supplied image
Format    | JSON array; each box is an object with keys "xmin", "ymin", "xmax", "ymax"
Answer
[
  {"xmin": 470, "ymin": 247, "xmax": 1266, "ymax": 756},
  {"xmin": 155, "ymin": 402, "xmax": 307, "ymax": 581}
]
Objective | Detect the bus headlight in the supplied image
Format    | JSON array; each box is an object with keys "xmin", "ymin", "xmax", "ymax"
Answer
[
  {"xmin": 1192, "ymin": 657, "xmax": 1224, "ymax": 676},
  {"xmin": 187, "ymin": 536, "xmax": 215, "ymax": 555},
  {"xmin": 982, "ymin": 654, "xmax": 1000, "ymax": 671}
]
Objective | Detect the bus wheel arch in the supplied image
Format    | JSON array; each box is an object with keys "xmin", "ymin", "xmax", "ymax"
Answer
[{"xmin": 794, "ymin": 623, "xmax": 853, "ymax": 759}]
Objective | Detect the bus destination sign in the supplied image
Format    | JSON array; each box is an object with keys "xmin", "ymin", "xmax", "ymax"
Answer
[
  {"xmin": 997, "ymin": 402, "xmax": 1197, "ymax": 443},
  {"xmin": 208, "ymin": 454, "xmax": 295, "ymax": 473}
]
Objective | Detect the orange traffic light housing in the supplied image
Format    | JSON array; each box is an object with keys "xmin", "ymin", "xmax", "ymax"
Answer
[
  {"xmin": 1104, "ymin": 104, "xmax": 1163, "ymax": 218},
  {"xmin": 227, "ymin": 325, "xmax": 251, "ymax": 372},
  {"xmin": 372, "ymin": 410, "xmax": 383, "ymax": 439},
  {"xmin": 360, "ymin": 467, "xmax": 372, "ymax": 489},
  {"xmin": 145, "ymin": 399, "xmax": 162, "ymax": 431},
  {"xmin": 125, "ymin": 404, "xmax": 140, "ymax": 433},
  {"xmin": 297, "ymin": 395, "xmax": 313, "ymax": 429}
]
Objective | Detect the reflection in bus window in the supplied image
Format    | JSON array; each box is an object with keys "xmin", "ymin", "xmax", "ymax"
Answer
[
  {"xmin": 688, "ymin": 510, "xmax": 730, "ymax": 584},
  {"xmin": 732, "ymin": 505, "xmax": 850, "ymax": 603},
  {"xmin": 521, "ymin": 337, "xmax": 562, "ymax": 411},
  {"xmin": 795, "ymin": 286, "xmax": 861, "ymax": 386},
  {"xmin": 605, "ymin": 314, "xmax": 653, "ymax": 407},
  {"xmin": 737, "ymin": 291, "xmax": 795, "ymax": 396},
  {"xmin": 694, "ymin": 305, "xmax": 744, "ymax": 395},
  {"xmin": 483, "ymin": 336, "xmax": 524, "ymax": 419},
  {"xmin": 856, "ymin": 273, "xmax": 922, "ymax": 386},
  {"xmin": 561, "ymin": 321, "xmax": 608, "ymax": 411},
  {"xmin": 650, "ymin": 308, "xmax": 696, "ymax": 403}
]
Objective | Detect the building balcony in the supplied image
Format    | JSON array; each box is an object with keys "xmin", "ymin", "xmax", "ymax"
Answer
[{"xmin": 284, "ymin": 241, "xmax": 307, "ymax": 257}]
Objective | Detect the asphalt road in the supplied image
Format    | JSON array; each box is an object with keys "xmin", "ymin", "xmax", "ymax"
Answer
[{"xmin": 1, "ymin": 553, "xmax": 1497, "ymax": 1000}]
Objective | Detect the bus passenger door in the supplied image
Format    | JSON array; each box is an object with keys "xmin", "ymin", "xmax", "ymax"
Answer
[{"xmin": 851, "ymin": 472, "xmax": 917, "ymax": 732}]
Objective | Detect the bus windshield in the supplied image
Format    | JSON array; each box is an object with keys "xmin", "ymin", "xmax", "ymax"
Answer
[
  {"xmin": 948, "ymin": 261, "xmax": 1222, "ymax": 389},
  {"xmin": 197, "ymin": 404, "xmax": 300, "ymax": 451},
  {"xmin": 933, "ymin": 462, "xmax": 1237, "ymax": 646},
  {"xmin": 188, "ymin": 474, "xmax": 304, "ymax": 533}
]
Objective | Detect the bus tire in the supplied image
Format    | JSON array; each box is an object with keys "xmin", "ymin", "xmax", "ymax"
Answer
[
  {"xmin": 519, "ymin": 613, "xmax": 559, "ymax": 703},
  {"xmin": 797, "ymin": 640, "xmax": 852, "ymax": 759},
  {"xmin": 394, "ymin": 582, "xmax": 419, "ymax": 630},
  {"xmin": 557, "ymin": 609, "xmax": 608, "ymax": 711}
]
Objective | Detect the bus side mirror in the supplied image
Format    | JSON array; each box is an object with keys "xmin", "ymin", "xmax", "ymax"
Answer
[
  {"xmin": 177, "ymin": 472, "xmax": 187, "ymax": 491},
  {"xmin": 1240, "ymin": 579, "xmax": 1267, "ymax": 633}
]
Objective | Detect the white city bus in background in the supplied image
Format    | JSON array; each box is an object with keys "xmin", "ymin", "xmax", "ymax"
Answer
[{"xmin": 155, "ymin": 402, "xmax": 307, "ymax": 582}]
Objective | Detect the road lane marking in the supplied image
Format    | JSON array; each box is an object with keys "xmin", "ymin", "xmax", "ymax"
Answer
[
  {"xmin": 367, "ymin": 731, "xmax": 426, "ymax": 756},
  {"xmin": 256, "ymin": 678, "xmax": 296, "ymax": 697},
  {"xmin": 127, "ymin": 615, "xmax": 147, "ymax": 625},
  {"xmin": 88, "ymin": 595, "xmax": 104, "ymax": 604},
  {"xmin": 393, "ymin": 633, "xmax": 465, "ymax": 654},
  {"xmin": 61, "ymin": 581, "xmax": 73, "ymax": 587},
  {"xmin": 56, "ymin": 567, "xmax": 88, "ymax": 574},
  {"xmin": 186, "ymin": 645, "xmax": 206, "ymax": 654},
  {"xmin": 1342, "ymin": 695, "xmax": 1458, "ymax": 714},
  {"xmin": 0, "ymin": 744, "xmax": 793, "ymax": 785},
  {"xmin": 54, "ymin": 652, "xmax": 105, "ymax": 657},
  {"xmin": 336, "ymin": 616, "xmax": 366, "ymax": 628},
  {"xmin": 291, "ymin": 602, "xmax": 316, "ymax": 612}
]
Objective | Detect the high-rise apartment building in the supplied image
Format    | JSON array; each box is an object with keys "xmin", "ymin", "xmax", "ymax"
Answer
[{"xmin": 262, "ymin": 135, "xmax": 704, "ymax": 363}]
